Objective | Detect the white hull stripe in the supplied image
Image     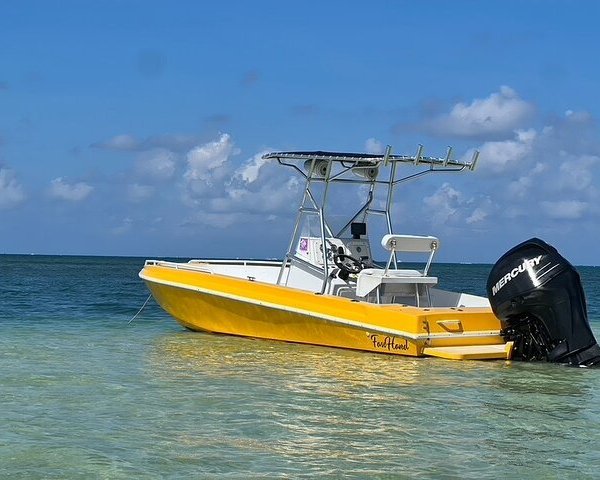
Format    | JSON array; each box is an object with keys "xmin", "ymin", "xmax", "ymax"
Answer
[{"xmin": 139, "ymin": 271, "xmax": 500, "ymax": 342}]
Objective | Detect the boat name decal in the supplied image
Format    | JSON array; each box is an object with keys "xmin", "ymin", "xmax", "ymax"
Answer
[
  {"xmin": 369, "ymin": 334, "xmax": 409, "ymax": 351},
  {"xmin": 491, "ymin": 255, "xmax": 542, "ymax": 296}
]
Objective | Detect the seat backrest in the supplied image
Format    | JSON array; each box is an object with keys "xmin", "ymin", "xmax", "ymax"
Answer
[
  {"xmin": 381, "ymin": 234, "xmax": 440, "ymax": 275},
  {"xmin": 381, "ymin": 234, "xmax": 440, "ymax": 253}
]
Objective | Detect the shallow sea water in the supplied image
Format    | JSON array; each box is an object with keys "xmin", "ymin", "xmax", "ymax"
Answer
[{"xmin": 1, "ymin": 255, "xmax": 600, "ymax": 479}]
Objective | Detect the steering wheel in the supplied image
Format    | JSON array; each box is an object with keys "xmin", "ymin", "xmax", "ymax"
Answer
[{"xmin": 333, "ymin": 253, "xmax": 364, "ymax": 275}]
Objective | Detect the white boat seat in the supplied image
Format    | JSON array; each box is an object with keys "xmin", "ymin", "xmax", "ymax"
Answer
[
  {"xmin": 355, "ymin": 234, "xmax": 440, "ymax": 305},
  {"xmin": 356, "ymin": 268, "xmax": 438, "ymax": 298}
]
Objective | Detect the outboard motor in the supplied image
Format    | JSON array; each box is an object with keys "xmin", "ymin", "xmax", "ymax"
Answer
[{"xmin": 487, "ymin": 238, "xmax": 600, "ymax": 367}]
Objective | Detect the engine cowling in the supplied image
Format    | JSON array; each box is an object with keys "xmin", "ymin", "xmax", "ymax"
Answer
[{"xmin": 487, "ymin": 238, "xmax": 600, "ymax": 367}]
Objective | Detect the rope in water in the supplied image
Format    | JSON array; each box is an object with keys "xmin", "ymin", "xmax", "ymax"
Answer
[{"xmin": 128, "ymin": 294, "xmax": 152, "ymax": 325}]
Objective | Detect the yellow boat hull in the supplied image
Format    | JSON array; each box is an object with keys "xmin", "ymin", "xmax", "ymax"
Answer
[{"xmin": 140, "ymin": 264, "xmax": 512, "ymax": 360}]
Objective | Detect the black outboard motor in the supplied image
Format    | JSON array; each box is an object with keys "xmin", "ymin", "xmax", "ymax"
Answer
[{"xmin": 487, "ymin": 238, "xmax": 600, "ymax": 367}]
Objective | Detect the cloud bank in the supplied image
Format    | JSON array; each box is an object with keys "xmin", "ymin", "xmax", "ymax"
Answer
[
  {"xmin": 4, "ymin": 84, "xmax": 598, "ymax": 261},
  {"xmin": 49, "ymin": 178, "xmax": 94, "ymax": 202},
  {"xmin": 426, "ymin": 86, "xmax": 534, "ymax": 138},
  {"xmin": 181, "ymin": 134, "xmax": 301, "ymax": 226},
  {"xmin": 418, "ymin": 106, "xmax": 599, "ymax": 235}
]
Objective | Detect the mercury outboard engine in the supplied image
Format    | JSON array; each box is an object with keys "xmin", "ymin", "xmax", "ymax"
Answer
[{"xmin": 487, "ymin": 238, "xmax": 600, "ymax": 367}]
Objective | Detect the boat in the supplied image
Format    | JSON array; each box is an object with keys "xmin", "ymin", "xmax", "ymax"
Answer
[{"xmin": 140, "ymin": 146, "xmax": 600, "ymax": 366}]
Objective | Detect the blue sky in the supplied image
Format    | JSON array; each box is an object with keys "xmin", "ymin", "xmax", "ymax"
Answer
[{"xmin": 1, "ymin": 1, "xmax": 600, "ymax": 264}]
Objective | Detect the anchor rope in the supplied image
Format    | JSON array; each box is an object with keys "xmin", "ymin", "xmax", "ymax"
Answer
[{"xmin": 128, "ymin": 294, "xmax": 152, "ymax": 325}]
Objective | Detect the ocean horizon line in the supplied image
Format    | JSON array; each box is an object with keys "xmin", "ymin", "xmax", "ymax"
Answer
[{"xmin": 2, "ymin": 252, "xmax": 599, "ymax": 268}]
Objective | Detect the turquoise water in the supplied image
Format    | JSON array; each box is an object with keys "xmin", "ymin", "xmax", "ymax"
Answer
[{"xmin": 1, "ymin": 255, "xmax": 600, "ymax": 479}]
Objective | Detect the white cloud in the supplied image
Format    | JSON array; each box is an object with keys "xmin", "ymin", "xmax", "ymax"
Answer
[
  {"xmin": 93, "ymin": 133, "xmax": 201, "ymax": 153},
  {"xmin": 468, "ymin": 128, "xmax": 536, "ymax": 174},
  {"xmin": 177, "ymin": 134, "xmax": 304, "ymax": 227},
  {"xmin": 466, "ymin": 207, "xmax": 488, "ymax": 224},
  {"xmin": 540, "ymin": 200, "xmax": 588, "ymax": 220},
  {"xmin": 95, "ymin": 134, "xmax": 139, "ymax": 151},
  {"xmin": 507, "ymin": 162, "xmax": 547, "ymax": 199},
  {"xmin": 365, "ymin": 138, "xmax": 384, "ymax": 154},
  {"xmin": 0, "ymin": 167, "xmax": 26, "ymax": 209},
  {"xmin": 135, "ymin": 149, "xmax": 176, "ymax": 180},
  {"xmin": 456, "ymin": 108, "xmax": 600, "ymax": 228},
  {"xmin": 420, "ymin": 184, "xmax": 497, "ymax": 229},
  {"xmin": 209, "ymin": 176, "xmax": 300, "ymax": 215},
  {"xmin": 423, "ymin": 183, "xmax": 465, "ymax": 225},
  {"xmin": 146, "ymin": 133, "xmax": 201, "ymax": 152},
  {"xmin": 184, "ymin": 133, "xmax": 237, "ymax": 197},
  {"xmin": 49, "ymin": 177, "xmax": 93, "ymax": 202},
  {"xmin": 429, "ymin": 86, "xmax": 534, "ymax": 138},
  {"xmin": 234, "ymin": 150, "xmax": 272, "ymax": 183},
  {"xmin": 507, "ymin": 175, "xmax": 533, "ymax": 199},
  {"xmin": 127, "ymin": 183, "xmax": 155, "ymax": 202},
  {"xmin": 466, "ymin": 197, "xmax": 497, "ymax": 226},
  {"xmin": 558, "ymin": 154, "xmax": 599, "ymax": 192},
  {"xmin": 564, "ymin": 109, "xmax": 593, "ymax": 123}
]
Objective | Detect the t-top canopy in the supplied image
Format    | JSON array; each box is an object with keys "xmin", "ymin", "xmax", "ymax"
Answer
[{"xmin": 263, "ymin": 147, "xmax": 479, "ymax": 170}]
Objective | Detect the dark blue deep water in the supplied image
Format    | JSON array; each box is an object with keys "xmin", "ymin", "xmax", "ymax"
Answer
[{"xmin": 1, "ymin": 255, "xmax": 599, "ymax": 479}]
